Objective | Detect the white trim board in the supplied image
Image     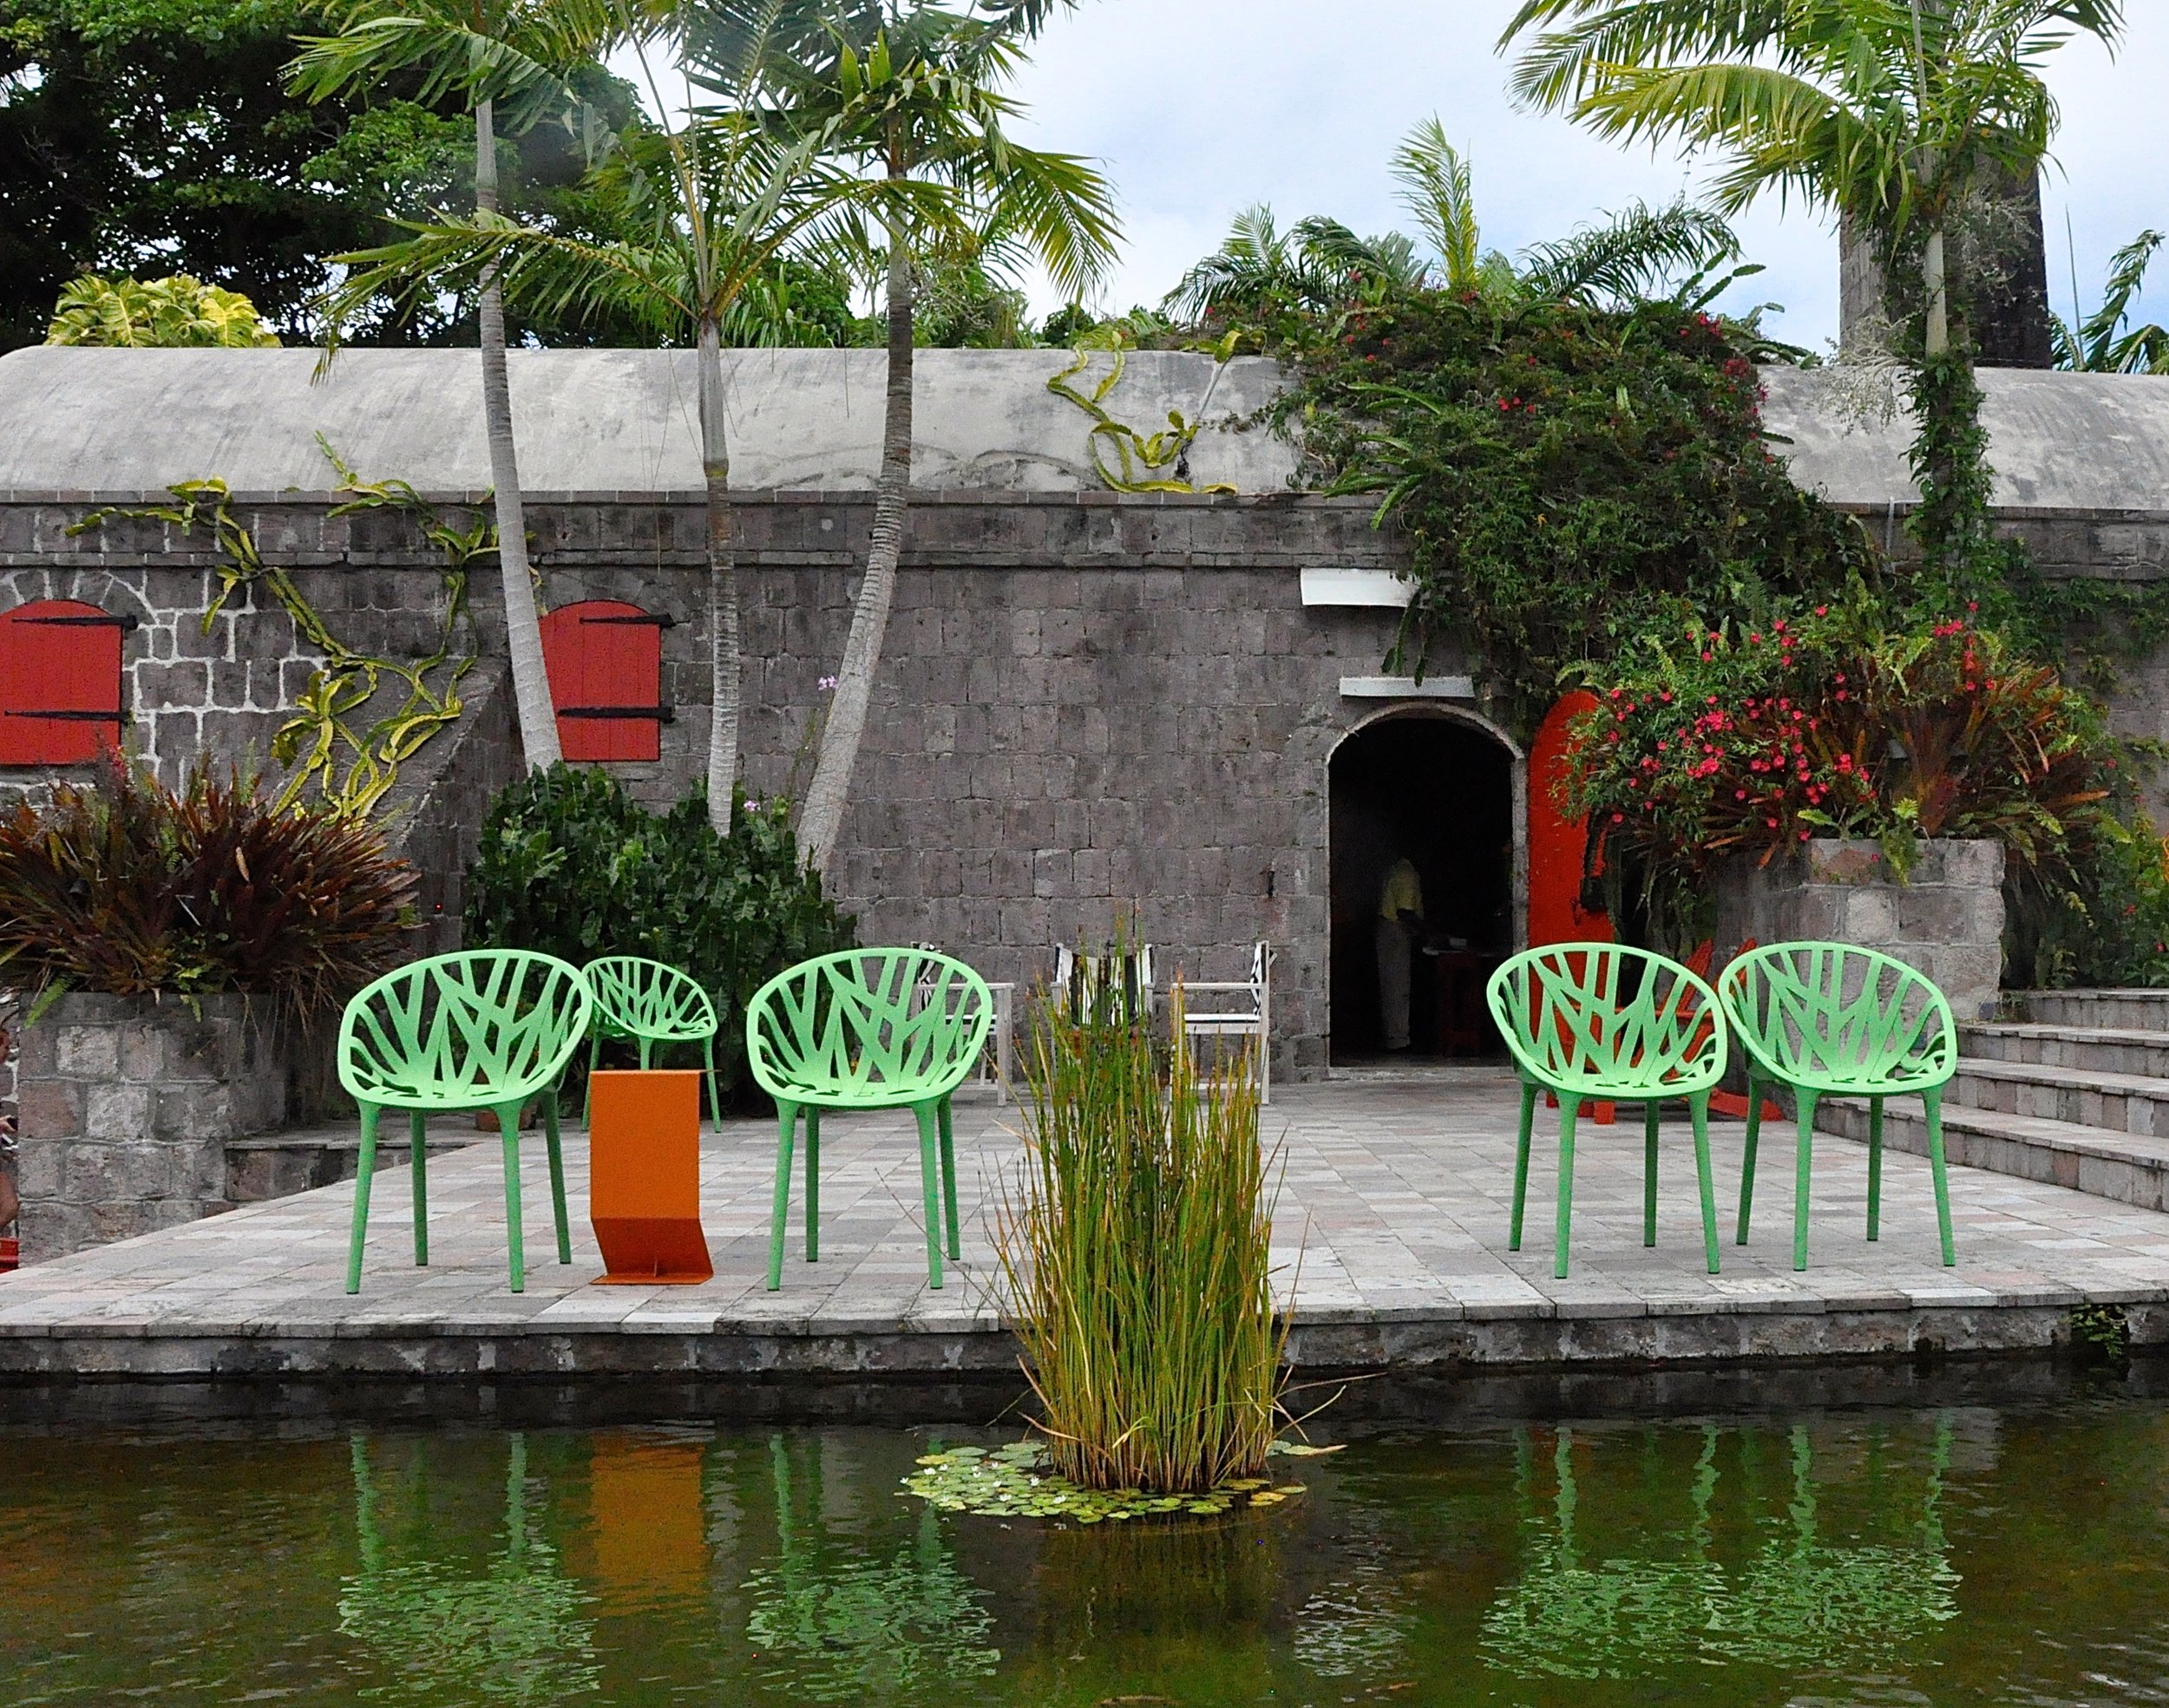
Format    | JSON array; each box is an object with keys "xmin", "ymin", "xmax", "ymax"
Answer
[
  {"xmin": 1339, "ymin": 675, "xmax": 1475, "ymax": 700},
  {"xmin": 1301, "ymin": 567, "xmax": 1413, "ymax": 608}
]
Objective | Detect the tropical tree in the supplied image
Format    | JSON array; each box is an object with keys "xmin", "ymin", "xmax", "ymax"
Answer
[
  {"xmin": 2054, "ymin": 228, "xmax": 2168, "ymax": 373},
  {"xmin": 764, "ymin": 4, "xmax": 1120, "ymax": 875},
  {"xmin": 288, "ymin": 0, "xmax": 624, "ymax": 774},
  {"xmin": 44, "ymin": 275, "xmax": 281, "ymax": 346},
  {"xmin": 1164, "ymin": 206, "xmax": 1421, "ymax": 323},
  {"xmin": 324, "ymin": 14, "xmax": 957, "ymax": 828}
]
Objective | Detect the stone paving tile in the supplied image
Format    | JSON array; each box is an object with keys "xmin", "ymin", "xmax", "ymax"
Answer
[{"xmin": 7, "ymin": 1077, "xmax": 2169, "ymax": 1356}]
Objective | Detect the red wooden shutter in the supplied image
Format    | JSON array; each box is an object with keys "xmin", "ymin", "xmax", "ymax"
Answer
[
  {"xmin": 0, "ymin": 599, "xmax": 129, "ymax": 765},
  {"xmin": 541, "ymin": 599, "xmax": 671, "ymax": 762}
]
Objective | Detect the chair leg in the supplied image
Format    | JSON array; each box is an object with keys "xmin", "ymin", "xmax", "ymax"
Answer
[
  {"xmin": 766, "ymin": 1103, "xmax": 798, "ymax": 1292},
  {"xmin": 938, "ymin": 1096, "xmax": 961, "ymax": 1261},
  {"xmin": 409, "ymin": 1111, "xmax": 429, "ymax": 1267},
  {"xmin": 914, "ymin": 1103, "xmax": 945, "ymax": 1290},
  {"xmin": 543, "ymin": 1092, "xmax": 571, "ymax": 1266},
  {"xmin": 497, "ymin": 1106, "xmax": 528, "ymax": 1293},
  {"xmin": 1642, "ymin": 1100, "xmax": 1660, "ymax": 1248},
  {"xmin": 1510, "ymin": 1080, "xmax": 1537, "ymax": 1252},
  {"xmin": 1924, "ymin": 1085, "xmax": 1956, "ymax": 1267},
  {"xmin": 1689, "ymin": 1092, "xmax": 1720, "ymax": 1275},
  {"xmin": 803, "ymin": 1109, "xmax": 821, "ymax": 1263},
  {"xmin": 1866, "ymin": 1094, "xmax": 1885, "ymax": 1241},
  {"xmin": 704, "ymin": 1037, "xmax": 724, "ymax": 1135},
  {"xmin": 583, "ymin": 1032, "xmax": 600, "ymax": 1128},
  {"xmin": 639, "ymin": 1037, "xmax": 654, "ymax": 1070},
  {"xmin": 1737, "ymin": 1078, "xmax": 1763, "ymax": 1246},
  {"xmin": 346, "ymin": 1103, "xmax": 380, "ymax": 1295},
  {"xmin": 1792, "ymin": 1090, "xmax": 1819, "ymax": 1273},
  {"xmin": 1555, "ymin": 1091, "xmax": 1582, "ymax": 1281}
]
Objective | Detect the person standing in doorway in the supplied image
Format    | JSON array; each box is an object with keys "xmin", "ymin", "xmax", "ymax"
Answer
[{"xmin": 1377, "ymin": 856, "xmax": 1425, "ymax": 1051}]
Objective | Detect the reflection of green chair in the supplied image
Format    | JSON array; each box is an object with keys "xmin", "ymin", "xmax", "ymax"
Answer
[
  {"xmin": 1486, "ymin": 944, "xmax": 1726, "ymax": 1279},
  {"xmin": 339, "ymin": 950, "xmax": 591, "ymax": 1294},
  {"xmin": 746, "ymin": 948, "xmax": 993, "ymax": 1291},
  {"xmin": 1718, "ymin": 942, "xmax": 1957, "ymax": 1271},
  {"xmin": 340, "ymin": 1433, "xmax": 598, "ymax": 1704},
  {"xmin": 581, "ymin": 955, "xmax": 724, "ymax": 1131}
]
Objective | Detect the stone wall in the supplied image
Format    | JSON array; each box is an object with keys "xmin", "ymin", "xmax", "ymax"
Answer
[
  {"xmin": 13, "ymin": 993, "xmax": 289, "ymax": 1258},
  {"xmin": 1714, "ymin": 838, "xmax": 2008, "ymax": 1020}
]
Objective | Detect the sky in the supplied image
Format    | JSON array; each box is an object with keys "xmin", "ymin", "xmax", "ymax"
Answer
[{"xmin": 993, "ymin": 0, "xmax": 2169, "ymax": 351}]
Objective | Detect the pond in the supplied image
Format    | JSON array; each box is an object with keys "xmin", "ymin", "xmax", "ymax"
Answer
[{"xmin": 3, "ymin": 1384, "xmax": 2167, "ymax": 1705}]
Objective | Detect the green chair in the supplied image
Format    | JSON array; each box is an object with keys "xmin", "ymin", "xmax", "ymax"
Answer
[
  {"xmin": 581, "ymin": 955, "xmax": 724, "ymax": 1132},
  {"xmin": 746, "ymin": 948, "xmax": 994, "ymax": 1292},
  {"xmin": 1717, "ymin": 941, "xmax": 1957, "ymax": 1272},
  {"xmin": 337, "ymin": 949, "xmax": 592, "ymax": 1295},
  {"xmin": 1486, "ymin": 943, "xmax": 1726, "ymax": 1279}
]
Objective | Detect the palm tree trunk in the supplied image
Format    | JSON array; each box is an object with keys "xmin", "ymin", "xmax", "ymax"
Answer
[
  {"xmin": 475, "ymin": 96, "xmax": 561, "ymax": 770},
  {"xmin": 698, "ymin": 313, "xmax": 740, "ymax": 833},
  {"xmin": 1924, "ymin": 223, "xmax": 1950, "ymax": 357},
  {"xmin": 798, "ymin": 239, "xmax": 914, "ymax": 874}
]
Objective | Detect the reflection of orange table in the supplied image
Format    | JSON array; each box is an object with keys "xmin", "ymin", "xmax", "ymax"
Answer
[
  {"xmin": 589, "ymin": 1070, "xmax": 712, "ymax": 1284},
  {"xmin": 1426, "ymin": 949, "xmax": 1502, "ymax": 1057}
]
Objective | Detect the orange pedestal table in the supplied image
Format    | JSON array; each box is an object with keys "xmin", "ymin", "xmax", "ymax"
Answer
[{"xmin": 588, "ymin": 1069, "xmax": 713, "ymax": 1284}]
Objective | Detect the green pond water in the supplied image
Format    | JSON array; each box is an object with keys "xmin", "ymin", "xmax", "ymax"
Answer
[{"xmin": 6, "ymin": 1387, "xmax": 2169, "ymax": 1705}]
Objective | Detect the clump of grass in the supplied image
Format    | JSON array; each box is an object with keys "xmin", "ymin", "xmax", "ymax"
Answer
[{"xmin": 997, "ymin": 978, "xmax": 1286, "ymax": 1495}]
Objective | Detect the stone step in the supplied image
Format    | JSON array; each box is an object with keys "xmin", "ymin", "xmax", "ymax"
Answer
[
  {"xmin": 2004, "ymin": 989, "xmax": 2169, "ymax": 1031},
  {"xmin": 1945, "ymin": 1057, "xmax": 2169, "ymax": 1137},
  {"xmin": 225, "ymin": 1124, "xmax": 482, "ymax": 1204},
  {"xmin": 1961, "ymin": 1020, "xmax": 2169, "ymax": 1080},
  {"xmin": 1817, "ymin": 1096, "xmax": 2169, "ymax": 1213}
]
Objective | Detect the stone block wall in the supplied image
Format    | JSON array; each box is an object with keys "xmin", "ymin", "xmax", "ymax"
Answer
[
  {"xmin": 1715, "ymin": 838, "xmax": 2008, "ymax": 1019},
  {"xmin": 13, "ymin": 993, "xmax": 290, "ymax": 1259}
]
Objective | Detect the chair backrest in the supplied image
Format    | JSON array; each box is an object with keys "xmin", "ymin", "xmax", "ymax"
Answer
[
  {"xmin": 1053, "ymin": 943, "xmax": 1156, "ymax": 1022},
  {"xmin": 584, "ymin": 955, "xmax": 718, "ymax": 1043},
  {"xmin": 1717, "ymin": 941, "xmax": 1957, "ymax": 1091},
  {"xmin": 745, "ymin": 948, "xmax": 993, "ymax": 1100},
  {"xmin": 338, "ymin": 951, "xmax": 593, "ymax": 1106},
  {"xmin": 1248, "ymin": 939, "xmax": 1271, "ymax": 991},
  {"xmin": 1486, "ymin": 942, "xmax": 1727, "ymax": 1092}
]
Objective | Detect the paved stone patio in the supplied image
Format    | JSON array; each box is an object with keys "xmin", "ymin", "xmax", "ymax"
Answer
[{"xmin": 3, "ymin": 1076, "xmax": 2167, "ymax": 1378}]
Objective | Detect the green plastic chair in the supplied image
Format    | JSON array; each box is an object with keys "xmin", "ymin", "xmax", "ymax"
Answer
[
  {"xmin": 1486, "ymin": 943, "xmax": 1727, "ymax": 1279},
  {"xmin": 746, "ymin": 948, "xmax": 994, "ymax": 1292},
  {"xmin": 581, "ymin": 955, "xmax": 724, "ymax": 1132},
  {"xmin": 337, "ymin": 949, "xmax": 592, "ymax": 1295},
  {"xmin": 1717, "ymin": 941, "xmax": 1957, "ymax": 1272}
]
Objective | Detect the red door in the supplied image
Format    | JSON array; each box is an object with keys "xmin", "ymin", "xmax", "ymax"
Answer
[
  {"xmin": 0, "ymin": 600, "xmax": 128, "ymax": 765},
  {"xmin": 1527, "ymin": 689, "xmax": 1612, "ymax": 947},
  {"xmin": 541, "ymin": 600, "xmax": 670, "ymax": 762}
]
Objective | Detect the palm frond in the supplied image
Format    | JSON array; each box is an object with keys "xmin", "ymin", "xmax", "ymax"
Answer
[
  {"xmin": 1390, "ymin": 117, "xmax": 1481, "ymax": 292},
  {"xmin": 1519, "ymin": 199, "xmax": 1740, "ymax": 306}
]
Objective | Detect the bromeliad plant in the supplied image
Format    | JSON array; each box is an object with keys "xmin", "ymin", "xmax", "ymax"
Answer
[
  {"xmin": 998, "ymin": 978, "xmax": 1285, "ymax": 1496},
  {"xmin": 1567, "ymin": 603, "xmax": 2113, "ymax": 939}
]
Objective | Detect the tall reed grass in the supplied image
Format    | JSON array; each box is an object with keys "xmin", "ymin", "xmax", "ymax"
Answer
[{"xmin": 998, "ymin": 980, "xmax": 1285, "ymax": 1494}]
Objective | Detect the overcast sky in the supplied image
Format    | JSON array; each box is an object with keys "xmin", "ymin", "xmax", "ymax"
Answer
[{"xmin": 995, "ymin": 0, "xmax": 2169, "ymax": 350}]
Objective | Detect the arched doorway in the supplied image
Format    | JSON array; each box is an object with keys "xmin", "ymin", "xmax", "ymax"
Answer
[{"xmin": 1329, "ymin": 710, "xmax": 1517, "ymax": 1063}]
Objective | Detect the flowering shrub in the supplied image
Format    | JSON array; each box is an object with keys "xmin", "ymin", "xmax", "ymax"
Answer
[{"xmin": 1566, "ymin": 605, "xmax": 2113, "ymax": 932}]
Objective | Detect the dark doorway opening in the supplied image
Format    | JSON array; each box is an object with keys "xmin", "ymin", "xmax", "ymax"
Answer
[{"xmin": 1330, "ymin": 714, "xmax": 1514, "ymax": 1064}]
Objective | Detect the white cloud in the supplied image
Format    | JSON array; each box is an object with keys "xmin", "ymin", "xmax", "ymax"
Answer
[{"xmin": 1002, "ymin": 0, "xmax": 2169, "ymax": 350}]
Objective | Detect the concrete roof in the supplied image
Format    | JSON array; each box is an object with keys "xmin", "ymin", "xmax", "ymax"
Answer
[
  {"xmin": 1760, "ymin": 363, "xmax": 2169, "ymax": 513},
  {"xmin": 0, "ymin": 345, "xmax": 1295, "ymax": 495},
  {"xmin": 3, "ymin": 344, "xmax": 2166, "ymax": 512}
]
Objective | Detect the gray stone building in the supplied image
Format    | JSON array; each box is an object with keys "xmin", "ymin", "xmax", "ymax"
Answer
[{"xmin": 3, "ymin": 346, "xmax": 2169, "ymax": 1091}]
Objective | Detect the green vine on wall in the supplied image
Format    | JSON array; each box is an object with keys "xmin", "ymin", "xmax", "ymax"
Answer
[
  {"xmin": 1046, "ymin": 337, "xmax": 1239, "ymax": 494},
  {"xmin": 71, "ymin": 442, "xmax": 483, "ymax": 818}
]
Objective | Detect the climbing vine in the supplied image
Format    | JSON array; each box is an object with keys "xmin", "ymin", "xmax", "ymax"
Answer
[
  {"xmin": 1046, "ymin": 331, "xmax": 1239, "ymax": 495},
  {"xmin": 73, "ymin": 443, "xmax": 483, "ymax": 818}
]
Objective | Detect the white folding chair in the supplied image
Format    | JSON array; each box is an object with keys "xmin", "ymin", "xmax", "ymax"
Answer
[
  {"xmin": 1182, "ymin": 940, "xmax": 1273, "ymax": 1105},
  {"xmin": 1054, "ymin": 943, "xmax": 1157, "ymax": 1025}
]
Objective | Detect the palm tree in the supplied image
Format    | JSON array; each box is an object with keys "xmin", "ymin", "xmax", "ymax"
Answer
[
  {"xmin": 325, "ymin": 22, "xmax": 954, "ymax": 828},
  {"xmin": 770, "ymin": 5, "xmax": 1120, "ymax": 876},
  {"xmin": 287, "ymin": 0, "xmax": 623, "ymax": 772},
  {"xmin": 2054, "ymin": 228, "xmax": 2168, "ymax": 373},
  {"xmin": 1164, "ymin": 206, "xmax": 1423, "ymax": 322},
  {"xmin": 1498, "ymin": 1, "xmax": 2126, "ymax": 359}
]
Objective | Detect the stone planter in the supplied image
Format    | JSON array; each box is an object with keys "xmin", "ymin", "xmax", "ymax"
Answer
[
  {"xmin": 12, "ymin": 992, "xmax": 294, "ymax": 1260},
  {"xmin": 1714, "ymin": 838, "xmax": 2007, "ymax": 1019}
]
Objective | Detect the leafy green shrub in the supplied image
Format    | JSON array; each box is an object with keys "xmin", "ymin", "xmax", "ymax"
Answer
[
  {"xmin": 1567, "ymin": 604, "xmax": 2113, "ymax": 943},
  {"xmin": 0, "ymin": 756, "xmax": 417, "ymax": 1012},
  {"xmin": 998, "ymin": 978, "xmax": 1283, "ymax": 1495},
  {"xmin": 462, "ymin": 766, "xmax": 855, "ymax": 1100}
]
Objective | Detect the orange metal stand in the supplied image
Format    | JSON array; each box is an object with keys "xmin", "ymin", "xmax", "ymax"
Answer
[{"xmin": 588, "ymin": 1069, "xmax": 713, "ymax": 1284}]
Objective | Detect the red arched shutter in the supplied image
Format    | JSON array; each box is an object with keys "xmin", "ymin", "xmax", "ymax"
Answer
[
  {"xmin": 541, "ymin": 599, "xmax": 672, "ymax": 762},
  {"xmin": 0, "ymin": 599, "xmax": 129, "ymax": 765},
  {"xmin": 1527, "ymin": 689, "xmax": 1613, "ymax": 947}
]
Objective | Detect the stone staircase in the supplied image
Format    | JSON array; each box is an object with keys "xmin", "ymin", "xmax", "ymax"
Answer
[{"xmin": 1818, "ymin": 990, "xmax": 2169, "ymax": 1211}]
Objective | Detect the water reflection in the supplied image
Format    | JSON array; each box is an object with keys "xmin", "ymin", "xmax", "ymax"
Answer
[
  {"xmin": 1481, "ymin": 1420, "xmax": 1960, "ymax": 1681},
  {"xmin": 340, "ymin": 1434, "xmax": 600, "ymax": 1703}
]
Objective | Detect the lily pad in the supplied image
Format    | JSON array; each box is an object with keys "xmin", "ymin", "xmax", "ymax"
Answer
[{"xmin": 900, "ymin": 1441, "xmax": 1311, "ymax": 1525}]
